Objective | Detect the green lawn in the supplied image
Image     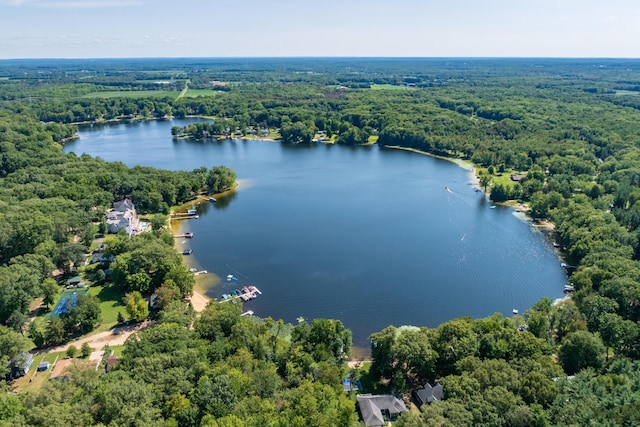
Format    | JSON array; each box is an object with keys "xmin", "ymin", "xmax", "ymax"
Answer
[
  {"xmin": 88, "ymin": 284, "xmax": 126, "ymax": 326},
  {"xmin": 110, "ymin": 345, "xmax": 126, "ymax": 357},
  {"xmin": 615, "ymin": 90, "xmax": 640, "ymax": 96},
  {"xmin": 354, "ymin": 362, "xmax": 390, "ymax": 394},
  {"xmin": 184, "ymin": 89, "xmax": 219, "ymax": 97},
  {"xmin": 82, "ymin": 90, "xmax": 180, "ymax": 99},
  {"xmin": 480, "ymin": 169, "xmax": 519, "ymax": 192}
]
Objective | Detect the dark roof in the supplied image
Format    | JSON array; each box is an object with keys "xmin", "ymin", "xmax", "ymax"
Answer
[
  {"xmin": 67, "ymin": 276, "xmax": 83, "ymax": 284},
  {"xmin": 106, "ymin": 356, "xmax": 119, "ymax": 372},
  {"xmin": 357, "ymin": 394, "xmax": 408, "ymax": 426},
  {"xmin": 414, "ymin": 383, "xmax": 444, "ymax": 406}
]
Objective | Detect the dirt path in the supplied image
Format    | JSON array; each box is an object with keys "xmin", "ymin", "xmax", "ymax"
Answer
[{"xmin": 41, "ymin": 321, "xmax": 153, "ymax": 354}]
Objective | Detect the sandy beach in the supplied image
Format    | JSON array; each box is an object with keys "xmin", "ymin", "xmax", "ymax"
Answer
[{"xmin": 189, "ymin": 290, "xmax": 210, "ymax": 312}]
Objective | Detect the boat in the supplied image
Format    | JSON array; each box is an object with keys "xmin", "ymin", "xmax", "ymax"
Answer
[
  {"xmin": 187, "ymin": 209, "xmax": 197, "ymax": 214},
  {"xmin": 230, "ymin": 290, "xmax": 237, "ymax": 297},
  {"xmin": 189, "ymin": 267, "xmax": 198, "ymax": 272},
  {"xmin": 209, "ymin": 197, "xmax": 217, "ymax": 202},
  {"xmin": 512, "ymin": 309, "xmax": 519, "ymax": 315},
  {"xmin": 564, "ymin": 285, "xmax": 575, "ymax": 292},
  {"xmin": 226, "ymin": 274, "xmax": 238, "ymax": 281},
  {"xmin": 184, "ymin": 232, "xmax": 194, "ymax": 238},
  {"xmin": 182, "ymin": 249, "xmax": 192, "ymax": 255}
]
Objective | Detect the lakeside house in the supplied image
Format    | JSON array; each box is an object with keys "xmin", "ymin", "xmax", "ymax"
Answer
[
  {"xmin": 106, "ymin": 198, "xmax": 139, "ymax": 235},
  {"xmin": 8, "ymin": 352, "xmax": 34, "ymax": 379},
  {"xmin": 413, "ymin": 382, "xmax": 444, "ymax": 407},
  {"xmin": 357, "ymin": 394, "xmax": 408, "ymax": 426}
]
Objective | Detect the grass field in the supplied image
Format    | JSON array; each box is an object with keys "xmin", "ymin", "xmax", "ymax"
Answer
[
  {"xmin": 82, "ymin": 90, "xmax": 180, "ymax": 99},
  {"xmin": 370, "ymin": 84, "xmax": 413, "ymax": 90},
  {"xmin": 88, "ymin": 284, "xmax": 126, "ymax": 327},
  {"xmin": 615, "ymin": 90, "xmax": 640, "ymax": 96},
  {"xmin": 355, "ymin": 362, "xmax": 390, "ymax": 394},
  {"xmin": 184, "ymin": 89, "xmax": 219, "ymax": 97}
]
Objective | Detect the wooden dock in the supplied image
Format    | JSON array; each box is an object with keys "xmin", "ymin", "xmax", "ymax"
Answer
[{"xmin": 170, "ymin": 215, "xmax": 199, "ymax": 220}]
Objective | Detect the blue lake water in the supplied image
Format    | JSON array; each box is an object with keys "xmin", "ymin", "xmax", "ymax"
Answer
[{"xmin": 66, "ymin": 119, "xmax": 567, "ymax": 346}]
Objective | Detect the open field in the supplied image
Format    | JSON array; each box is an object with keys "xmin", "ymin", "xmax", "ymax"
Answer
[
  {"xmin": 614, "ymin": 90, "xmax": 640, "ymax": 96},
  {"xmin": 88, "ymin": 284, "xmax": 126, "ymax": 327},
  {"xmin": 82, "ymin": 90, "xmax": 180, "ymax": 99},
  {"xmin": 370, "ymin": 83, "xmax": 413, "ymax": 90},
  {"xmin": 184, "ymin": 89, "xmax": 219, "ymax": 97}
]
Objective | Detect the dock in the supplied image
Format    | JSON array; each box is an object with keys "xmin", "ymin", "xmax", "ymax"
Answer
[
  {"xmin": 174, "ymin": 232, "xmax": 194, "ymax": 238},
  {"xmin": 219, "ymin": 286, "xmax": 262, "ymax": 303},
  {"xmin": 170, "ymin": 215, "xmax": 199, "ymax": 220},
  {"xmin": 194, "ymin": 270, "xmax": 208, "ymax": 275},
  {"xmin": 561, "ymin": 262, "xmax": 578, "ymax": 269},
  {"xmin": 241, "ymin": 310, "xmax": 254, "ymax": 317}
]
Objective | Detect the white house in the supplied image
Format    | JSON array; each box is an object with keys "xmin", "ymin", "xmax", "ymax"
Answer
[{"xmin": 106, "ymin": 198, "xmax": 139, "ymax": 235}]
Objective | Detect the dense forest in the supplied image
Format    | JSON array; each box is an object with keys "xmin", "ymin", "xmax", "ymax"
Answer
[{"xmin": 1, "ymin": 58, "xmax": 640, "ymax": 425}]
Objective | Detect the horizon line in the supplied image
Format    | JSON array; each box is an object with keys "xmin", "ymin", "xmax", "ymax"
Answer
[{"xmin": 2, "ymin": 55, "xmax": 640, "ymax": 62}]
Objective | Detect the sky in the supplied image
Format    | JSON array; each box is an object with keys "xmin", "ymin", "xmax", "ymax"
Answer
[{"xmin": 1, "ymin": 0, "xmax": 639, "ymax": 59}]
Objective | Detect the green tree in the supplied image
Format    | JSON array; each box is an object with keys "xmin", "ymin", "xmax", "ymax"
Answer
[
  {"xmin": 206, "ymin": 166, "xmax": 237, "ymax": 193},
  {"xmin": 390, "ymin": 327, "xmax": 437, "ymax": 386},
  {"xmin": 163, "ymin": 266, "xmax": 195, "ymax": 297},
  {"xmin": 479, "ymin": 174, "xmax": 491, "ymax": 193},
  {"xmin": 6, "ymin": 310, "xmax": 28, "ymax": 334},
  {"xmin": 81, "ymin": 342, "xmax": 92, "ymax": 358},
  {"xmin": 44, "ymin": 317, "xmax": 67, "ymax": 346},
  {"xmin": 124, "ymin": 291, "xmax": 149, "ymax": 322},
  {"xmin": 558, "ymin": 330, "xmax": 606, "ymax": 375},
  {"xmin": 60, "ymin": 293, "xmax": 101, "ymax": 335},
  {"xmin": 0, "ymin": 325, "xmax": 29, "ymax": 378},
  {"xmin": 66, "ymin": 345, "xmax": 78, "ymax": 358},
  {"xmin": 41, "ymin": 278, "xmax": 59, "ymax": 308},
  {"xmin": 28, "ymin": 321, "xmax": 45, "ymax": 348}
]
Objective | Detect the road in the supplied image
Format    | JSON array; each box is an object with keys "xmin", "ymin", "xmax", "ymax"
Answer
[{"xmin": 42, "ymin": 321, "xmax": 153, "ymax": 354}]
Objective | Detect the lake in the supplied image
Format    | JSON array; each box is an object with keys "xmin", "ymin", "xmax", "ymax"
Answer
[{"xmin": 66, "ymin": 119, "xmax": 567, "ymax": 346}]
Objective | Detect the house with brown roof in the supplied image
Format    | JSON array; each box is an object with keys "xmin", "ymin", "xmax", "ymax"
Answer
[{"xmin": 49, "ymin": 358, "xmax": 73, "ymax": 381}]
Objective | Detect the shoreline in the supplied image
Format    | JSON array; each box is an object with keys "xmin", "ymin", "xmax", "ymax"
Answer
[{"xmin": 385, "ymin": 145, "xmax": 562, "ymax": 250}]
